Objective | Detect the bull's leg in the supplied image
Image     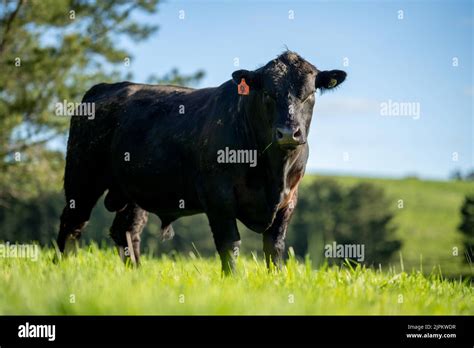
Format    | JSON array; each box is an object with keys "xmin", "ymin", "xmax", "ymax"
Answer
[
  {"xmin": 199, "ymin": 180, "xmax": 240, "ymax": 275},
  {"xmin": 208, "ymin": 216, "xmax": 241, "ymax": 276},
  {"xmin": 57, "ymin": 206, "xmax": 91, "ymax": 256},
  {"xmin": 263, "ymin": 193, "xmax": 298, "ymax": 269},
  {"xmin": 57, "ymin": 151, "xmax": 108, "ymax": 257},
  {"xmin": 57, "ymin": 184, "xmax": 105, "ymax": 257},
  {"xmin": 110, "ymin": 203, "xmax": 148, "ymax": 266}
]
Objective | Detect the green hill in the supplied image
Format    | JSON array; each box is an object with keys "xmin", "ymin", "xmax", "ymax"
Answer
[{"xmin": 301, "ymin": 175, "xmax": 474, "ymax": 276}]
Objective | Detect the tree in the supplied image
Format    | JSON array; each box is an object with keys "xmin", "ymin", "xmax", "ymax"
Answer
[
  {"xmin": 0, "ymin": 0, "xmax": 204, "ymax": 203},
  {"xmin": 288, "ymin": 178, "xmax": 401, "ymax": 266},
  {"xmin": 289, "ymin": 178, "xmax": 345, "ymax": 266},
  {"xmin": 450, "ymin": 169, "xmax": 463, "ymax": 181},
  {"xmin": 465, "ymin": 171, "xmax": 474, "ymax": 182},
  {"xmin": 343, "ymin": 183, "xmax": 401, "ymax": 265},
  {"xmin": 458, "ymin": 194, "xmax": 474, "ymax": 263}
]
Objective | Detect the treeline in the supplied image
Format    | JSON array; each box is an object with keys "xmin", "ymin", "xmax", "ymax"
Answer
[{"xmin": 0, "ymin": 178, "xmax": 407, "ymax": 266}]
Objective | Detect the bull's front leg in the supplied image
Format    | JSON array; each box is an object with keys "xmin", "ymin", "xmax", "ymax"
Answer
[
  {"xmin": 208, "ymin": 215, "xmax": 241, "ymax": 275},
  {"xmin": 263, "ymin": 193, "xmax": 297, "ymax": 269},
  {"xmin": 200, "ymin": 178, "xmax": 241, "ymax": 275}
]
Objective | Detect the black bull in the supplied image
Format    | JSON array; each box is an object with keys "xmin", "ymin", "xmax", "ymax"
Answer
[{"xmin": 57, "ymin": 51, "xmax": 346, "ymax": 274}]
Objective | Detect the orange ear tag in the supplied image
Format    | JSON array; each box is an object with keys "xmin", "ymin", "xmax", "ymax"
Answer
[{"xmin": 238, "ymin": 78, "xmax": 250, "ymax": 95}]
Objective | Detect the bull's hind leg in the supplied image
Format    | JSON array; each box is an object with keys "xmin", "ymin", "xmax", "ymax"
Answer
[
  {"xmin": 57, "ymin": 181, "xmax": 106, "ymax": 256},
  {"xmin": 110, "ymin": 203, "xmax": 148, "ymax": 266}
]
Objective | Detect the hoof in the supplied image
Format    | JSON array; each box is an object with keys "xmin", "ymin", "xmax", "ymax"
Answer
[
  {"xmin": 117, "ymin": 232, "xmax": 138, "ymax": 267},
  {"xmin": 64, "ymin": 236, "xmax": 79, "ymax": 256}
]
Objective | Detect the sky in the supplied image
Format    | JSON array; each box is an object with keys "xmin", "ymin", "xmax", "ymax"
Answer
[{"xmin": 112, "ymin": 0, "xmax": 473, "ymax": 180}]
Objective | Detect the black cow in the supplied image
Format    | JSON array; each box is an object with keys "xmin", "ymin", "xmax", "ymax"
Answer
[{"xmin": 57, "ymin": 51, "xmax": 346, "ymax": 274}]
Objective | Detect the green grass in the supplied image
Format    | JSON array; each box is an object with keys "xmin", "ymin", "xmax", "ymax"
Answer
[
  {"xmin": 302, "ymin": 175, "xmax": 474, "ymax": 276},
  {"xmin": 1, "ymin": 246, "xmax": 472, "ymax": 315}
]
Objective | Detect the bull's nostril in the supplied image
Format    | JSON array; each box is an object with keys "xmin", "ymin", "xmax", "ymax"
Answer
[
  {"xmin": 276, "ymin": 130, "xmax": 284, "ymax": 140},
  {"xmin": 293, "ymin": 128, "xmax": 302, "ymax": 139}
]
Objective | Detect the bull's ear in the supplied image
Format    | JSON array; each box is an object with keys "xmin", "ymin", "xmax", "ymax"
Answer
[
  {"xmin": 232, "ymin": 69, "xmax": 263, "ymax": 90},
  {"xmin": 316, "ymin": 70, "xmax": 347, "ymax": 92}
]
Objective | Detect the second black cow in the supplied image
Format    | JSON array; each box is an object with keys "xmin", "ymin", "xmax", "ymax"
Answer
[{"xmin": 57, "ymin": 51, "xmax": 346, "ymax": 274}]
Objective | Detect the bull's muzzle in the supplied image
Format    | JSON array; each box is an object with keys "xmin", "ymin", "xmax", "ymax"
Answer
[{"xmin": 275, "ymin": 127, "xmax": 304, "ymax": 149}]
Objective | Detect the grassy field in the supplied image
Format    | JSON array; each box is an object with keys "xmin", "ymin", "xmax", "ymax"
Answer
[
  {"xmin": 1, "ymin": 176, "xmax": 473, "ymax": 315},
  {"xmin": 0, "ymin": 246, "xmax": 472, "ymax": 315},
  {"xmin": 300, "ymin": 176, "xmax": 474, "ymax": 276}
]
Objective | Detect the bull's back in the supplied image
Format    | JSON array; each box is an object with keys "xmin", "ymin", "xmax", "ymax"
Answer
[
  {"xmin": 68, "ymin": 81, "xmax": 198, "ymax": 155},
  {"xmin": 67, "ymin": 82, "xmax": 138, "ymax": 151}
]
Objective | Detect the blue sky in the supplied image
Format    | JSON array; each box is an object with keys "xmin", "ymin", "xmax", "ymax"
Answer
[{"xmin": 116, "ymin": 0, "xmax": 472, "ymax": 180}]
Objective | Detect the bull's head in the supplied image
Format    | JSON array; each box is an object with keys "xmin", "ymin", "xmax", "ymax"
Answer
[{"xmin": 232, "ymin": 51, "xmax": 346, "ymax": 151}]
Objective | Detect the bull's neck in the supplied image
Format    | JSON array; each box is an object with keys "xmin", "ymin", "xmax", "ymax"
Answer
[
  {"xmin": 229, "ymin": 87, "xmax": 272, "ymax": 153},
  {"xmin": 224, "ymin": 82, "xmax": 297, "ymax": 210}
]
